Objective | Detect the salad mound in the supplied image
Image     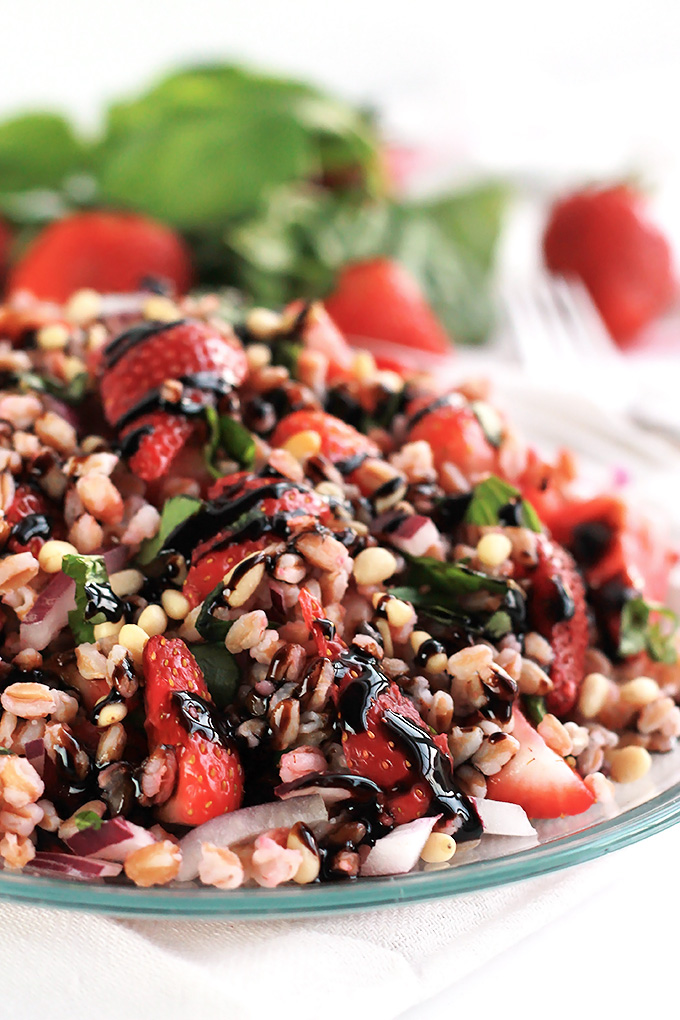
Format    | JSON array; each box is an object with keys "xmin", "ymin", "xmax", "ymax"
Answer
[{"xmin": 0, "ymin": 282, "xmax": 676, "ymax": 889}]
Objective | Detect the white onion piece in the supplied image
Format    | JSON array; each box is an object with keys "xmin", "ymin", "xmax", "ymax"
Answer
[
  {"xmin": 64, "ymin": 818, "xmax": 156, "ymax": 861},
  {"xmin": 474, "ymin": 797, "xmax": 537, "ymax": 837},
  {"xmin": 276, "ymin": 784, "xmax": 351, "ymax": 807},
  {"xmin": 20, "ymin": 545, "xmax": 129, "ymax": 651},
  {"xmin": 361, "ymin": 815, "xmax": 439, "ymax": 877},
  {"xmin": 26, "ymin": 852, "xmax": 122, "ymax": 881},
  {"xmin": 178, "ymin": 794, "xmax": 328, "ymax": 882}
]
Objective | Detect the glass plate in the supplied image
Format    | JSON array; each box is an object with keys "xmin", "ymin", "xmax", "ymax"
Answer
[
  {"xmin": 1, "ymin": 376, "xmax": 678, "ymax": 917},
  {"xmin": 0, "ymin": 751, "xmax": 679, "ymax": 917}
]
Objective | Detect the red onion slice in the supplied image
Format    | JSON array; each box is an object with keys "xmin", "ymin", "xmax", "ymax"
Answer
[
  {"xmin": 20, "ymin": 545, "xmax": 129, "ymax": 651},
  {"xmin": 64, "ymin": 818, "xmax": 156, "ymax": 862},
  {"xmin": 25, "ymin": 852, "xmax": 122, "ymax": 881},
  {"xmin": 361, "ymin": 816, "xmax": 440, "ymax": 877},
  {"xmin": 474, "ymin": 797, "xmax": 537, "ymax": 837},
  {"xmin": 178, "ymin": 794, "xmax": 328, "ymax": 882},
  {"xmin": 24, "ymin": 738, "xmax": 45, "ymax": 777}
]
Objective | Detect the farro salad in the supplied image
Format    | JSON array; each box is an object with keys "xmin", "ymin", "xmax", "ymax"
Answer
[{"xmin": 0, "ymin": 282, "xmax": 676, "ymax": 891}]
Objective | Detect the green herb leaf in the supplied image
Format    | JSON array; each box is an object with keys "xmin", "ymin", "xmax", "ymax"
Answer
[
  {"xmin": 522, "ymin": 695, "xmax": 546, "ymax": 727},
  {"xmin": 61, "ymin": 554, "xmax": 122, "ymax": 644},
  {"xmin": 619, "ymin": 597, "xmax": 678, "ymax": 664},
  {"xmin": 465, "ymin": 475, "xmax": 542, "ymax": 533},
  {"xmin": 17, "ymin": 370, "xmax": 90, "ymax": 405},
  {"xmin": 0, "ymin": 113, "xmax": 84, "ymax": 193},
  {"xmin": 137, "ymin": 495, "xmax": 202, "ymax": 565},
  {"xmin": 195, "ymin": 582, "xmax": 233, "ymax": 643},
  {"xmin": 188, "ymin": 642, "xmax": 239, "ymax": 710},
  {"xmin": 73, "ymin": 810, "xmax": 103, "ymax": 832},
  {"xmin": 484, "ymin": 610, "xmax": 513, "ymax": 639},
  {"xmin": 0, "ymin": 748, "xmax": 14, "ymax": 756},
  {"xmin": 204, "ymin": 408, "xmax": 256, "ymax": 477},
  {"xmin": 402, "ymin": 554, "xmax": 512, "ymax": 598}
]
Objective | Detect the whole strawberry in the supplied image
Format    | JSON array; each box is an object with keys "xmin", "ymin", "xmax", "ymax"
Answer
[
  {"xmin": 543, "ymin": 185, "xmax": 675, "ymax": 346},
  {"xmin": 8, "ymin": 211, "xmax": 192, "ymax": 302}
]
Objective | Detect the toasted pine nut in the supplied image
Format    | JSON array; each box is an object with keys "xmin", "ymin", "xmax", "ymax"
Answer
[
  {"xmin": 420, "ymin": 832, "xmax": 456, "ymax": 863},
  {"xmin": 118, "ymin": 624, "xmax": 149, "ymax": 662},
  {"xmin": 353, "ymin": 547, "xmax": 398, "ymax": 586},
  {"xmin": 38, "ymin": 540, "xmax": 78, "ymax": 574},
  {"xmin": 137, "ymin": 604, "xmax": 168, "ymax": 637},
  {"xmin": 161, "ymin": 589, "xmax": 191, "ymax": 620},
  {"xmin": 608, "ymin": 746, "xmax": 652, "ymax": 784},
  {"xmin": 619, "ymin": 676, "xmax": 661, "ymax": 709},
  {"xmin": 109, "ymin": 569, "xmax": 144, "ymax": 598},
  {"xmin": 578, "ymin": 672, "xmax": 611, "ymax": 718},
  {"xmin": 476, "ymin": 533, "xmax": 512, "ymax": 568}
]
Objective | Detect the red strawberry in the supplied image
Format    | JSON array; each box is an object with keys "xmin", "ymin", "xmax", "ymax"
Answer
[
  {"xmin": 407, "ymin": 396, "xmax": 497, "ymax": 477},
  {"xmin": 543, "ymin": 185, "xmax": 675, "ymax": 346},
  {"xmin": 159, "ymin": 732, "xmax": 243, "ymax": 827},
  {"xmin": 271, "ymin": 409, "xmax": 379, "ymax": 465},
  {"xmin": 124, "ymin": 413, "xmax": 194, "ymax": 482},
  {"xmin": 324, "ymin": 258, "xmax": 452, "ymax": 369},
  {"xmin": 101, "ymin": 319, "xmax": 247, "ymax": 425},
  {"xmin": 183, "ymin": 538, "xmax": 267, "ymax": 608},
  {"xmin": 207, "ymin": 472, "xmax": 332, "ymax": 524},
  {"xmin": 5, "ymin": 484, "xmax": 54, "ymax": 554},
  {"xmin": 529, "ymin": 538, "xmax": 589, "ymax": 717},
  {"xmin": 487, "ymin": 708, "xmax": 595, "ymax": 818},
  {"xmin": 8, "ymin": 211, "xmax": 193, "ymax": 303},
  {"xmin": 143, "ymin": 636, "xmax": 243, "ymax": 825},
  {"xmin": 298, "ymin": 587, "xmax": 345, "ymax": 657},
  {"xmin": 143, "ymin": 635, "xmax": 210, "ymax": 747},
  {"xmin": 285, "ymin": 300, "xmax": 354, "ymax": 381}
]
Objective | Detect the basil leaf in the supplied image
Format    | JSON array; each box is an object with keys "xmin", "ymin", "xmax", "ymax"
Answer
[
  {"xmin": 195, "ymin": 582, "xmax": 233, "ymax": 643},
  {"xmin": 0, "ymin": 113, "xmax": 84, "ymax": 192},
  {"xmin": 484, "ymin": 610, "xmax": 513, "ymax": 639},
  {"xmin": 188, "ymin": 642, "xmax": 239, "ymax": 710},
  {"xmin": 74, "ymin": 810, "xmax": 103, "ymax": 832},
  {"xmin": 619, "ymin": 597, "xmax": 678, "ymax": 664},
  {"xmin": 17, "ymin": 371, "xmax": 90, "ymax": 405},
  {"xmin": 137, "ymin": 495, "xmax": 202, "ymax": 565},
  {"xmin": 204, "ymin": 408, "xmax": 256, "ymax": 477},
  {"xmin": 522, "ymin": 695, "xmax": 546, "ymax": 727},
  {"xmin": 465, "ymin": 475, "xmax": 542, "ymax": 533},
  {"xmin": 0, "ymin": 748, "xmax": 14, "ymax": 756},
  {"xmin": 402, "ymin": 554, "xmax": 512, "ymax": 598},
  {"xmin": 61, "ymin": 554, "xmax": 122, "ymax": 644}
]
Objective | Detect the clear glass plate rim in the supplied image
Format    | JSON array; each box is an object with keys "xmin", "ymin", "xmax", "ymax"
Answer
[{"xmin": 1, "ymin": 779, "xmax": 678, "ymax": 918}]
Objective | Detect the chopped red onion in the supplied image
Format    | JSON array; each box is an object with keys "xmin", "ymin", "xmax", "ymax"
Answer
[
  {"xmin": 361, "ymin": 815, "xmax": 440, "ymax": 877},
  {"xmin": 178, "ymin": 794, "xmax": 328, "ymax": 882},
  {"xmin": 473, "ymin": 797, "xmax": 537, "ymax": 837},
  {"xmin": 24, "ymin": 738, "xmax": 45, "ymax": 777},
  {"xmin": 64, "ymin": 818, "xmax": 156, "ymax": 862},
  {"xmin": 389, "ymin": 515, "xmax": 441, "ymax": 558},
  {"xmin": 26, "ymin": 852, "xmax": 122, "ymax": 881}
]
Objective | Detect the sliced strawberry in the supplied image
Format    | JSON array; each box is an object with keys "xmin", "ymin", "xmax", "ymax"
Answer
[
  {"xmin": 124, "ymin": 412, "xmax": 194, "ymax": 482},
  {"xmin": 324, "ymin": 258, "xmax": 452, "ymax": 368},
  {"xmin": 271, "ymin": 409, "xmax": 379, "ymax": 465},
  {"xmin": 298, "ymin": 587, "xmax": 345, "ymax": 657},
  {"xmin": 183, "ymin": 538, "xmax": 268, "ymax": 608},
  {"xmin": 143, "ymin": 636, "xmax": 244, "ymax": 826},
  {"xmin": 207, "ymin": 471, "xmax": 333, "ymax": 524},
  {"xmin": 158, "ymin": 732, "xmax": 243, "ymax": 826},
  {"xmin": 143, "ymin": 635, "xmax": 211, "ymax": 747},
  {"xmin": 5, "ymin": 484, "xmax": 54, "ymax": 554},
  {"xmin": 529, "ymin": 538, "xmax": 589, "ymax": 717},
  {"xmin": 101, "ymin": 319, "xmax": 247, "ymax": 425},
  {"xmin": 486, "ymin": 708, "xmax": 595, "ymax": 818},
  {"xmin": 285, "ymin": 300, "xmax": 354, "ymax": 381},
  {"xmin": 407, "ymin": 396, "xmax": 497, "ymax": 477}
]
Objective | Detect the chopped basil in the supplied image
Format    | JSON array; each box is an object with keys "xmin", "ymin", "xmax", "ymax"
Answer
[
  {"xmin": 269, "ymin": 337, "xmax": 303, "ymax": 376},
  {"xmin": 18, "ymin": 370, "xmax": 90, "ymax": 405},
  {"xmin": 73, "ymin": 810, "xmax": 103, "ymax": 832},
  {"xmin": 61, "ymin": 554, "xmax": 123, "ymax": 644},
  {"xmin": 195, "ymin": 582, "xmax": 234, "ymax": 643},
  {"xmin": 188, "ymin": 642, "xmax": 239, "ymax": 710},
  {"xmin": 522, "ymin": 695, "xmax": 546, "ymax": 727},
  {"xmin": 204, "ymin": 406, "xmax": 256, "ymax": 477},
  {"xmin": 484, "ymin": 609, "xmax": 513, "ymax": 639},
  {"xmin": 465, "ymin": 475, "xmax": 542, "ymax": 533},
  {"xmin": 402, "ymin": 554, "xmax": 513, "ymax": 598},
  {"xmin": 0, "ymin": 748, "xmax": 14, "ymax": 756},
  {"xmin": 619, "ymin": 596, "xmax": 678, "ymax": 664},
  {"xmin": 137, "ymin": 495, "xmax": 202, "ymax": 565}
]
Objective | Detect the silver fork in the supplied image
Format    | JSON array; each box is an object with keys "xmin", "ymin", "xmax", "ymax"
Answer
[{"xmin": 498, "ymin": 272, "xmax": 680, "ymax": 450}]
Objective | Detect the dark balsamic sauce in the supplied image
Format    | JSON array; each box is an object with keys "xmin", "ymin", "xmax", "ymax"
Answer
[
  {"xmin": 480, "ymin": 666, "xmax": 517, "ymax": 724},
  {"xmin": 434, "ymin": 493, "xmax": 474, "ymax": 533},
  {"xmin": 381, "ymin": 711, "xmax": 482, "ymax": 841},
  {"xmin": 415, "ymin": 638, "xmax": 446, "ymax": 670},
  {"xmin": 335, "ymin": 452, "xmax": 369, "ymax": 476},
  {"xmin": 117, "ymin": 425, "xmax": 153, "ymax": 458},
  {"xmin": 83, "ymin": 581, "xmax": 125, "ymax": 623},
  {"xmin": 498, "ymin": 499, "xmax": 523, "ymax": 527},
  {"xmin": 115, "ymin": 373, "xmax": 233, "ymax": 432},
  {"xmin": 172, "ymin": 690, "xmax": 233, "ymax": 746},
  {"xmin": 571, "ymin": 521, "xmax": 613, "ymax": 568},
  {"xmin": 10, "ymin": 513, "xmax": 51, "ymax": 544},
  {"xmin": 407, "ymin": 393, "xmax": 461, "ymax": 431},
  {"xmin": 334, "ymin": 649, "xmax": 390, "ymax": 734},
  {"xmin": 90, "ymin": 687, "xmax": 125, "ymax": 725}
]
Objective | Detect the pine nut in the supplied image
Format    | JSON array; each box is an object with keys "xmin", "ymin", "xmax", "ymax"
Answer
[
  {"xmin": 476, "ymin": 532, "xmax": 512, "ymax": 568},
  {"xmin": 385, "ymin": 598, "xmax": 414, "ymax": 629},
  {"xmin": 245, "ymin": 343, "xmax": 272, "ymax": 371},
  {"xmin": 620, "ymin": 676, "xmax": 661, "ymax": 708},
  {"xmin": 137, "ymin": 604, "xmax": 168, "ymax": 637},
  {"xmin": 143, "ymin": 296, "xmax": 180, "ymax": 321},
  {"xmin": 246, "ymin": 307, "xmax": 283, "ymax": 338},
  {"xmin": 578, "ymin": 672, "xmax": 611, "ymax": 718},
  {"xmin": 93, "ymin": 620, "xmax": 124, "ymax": 641},
  {"xmin": 352, "ymin": 350, "xmax": 377, "ymax": 382},
  {"xmin": 282, "ymin": 430, "xmax": 322, "ymax": 461},
  {"xmin": 420, "ymin": 832, "xmax": 456, "ymax": 863},
  {"xmin": 286, "ymin": 824, "xmax": 321, "ymax": 884},
  {"xmin": 353, "ymin": 547, "xmax": 398, "ymax": 586},
  {"xmin": 518, "ymin": 658, "xmax": 553, "ymax": 695},
  {"xmin": 94, "ymin": 700, "xmax": 128, "ymax": 728},
  {"xmin": 109, "ymin": 569, "xmax": 144, "ymax": 598},
  {"xmin": 118, "ymin": 624, "xmax": 149, "ymax": 662},
  {"xmin": 608, "ymin": 746, "xmax": 652, "ymax": 784},
  {"xmin": 223, "ymin": 558, "xmax": 265, "ymax": 608},
  {"xmin": 161, "ymin": 589, "xmax": 191, "ymax": 620},
  {"xmin": 410, "ymin": 630, "xmax": 431, "ymax": 652},
  {"xmin": 65, "ymin": 288, "xmax": 101, "ymax": 325},
  {"xmin": 38, "ymin": 540, "xmax": 78, "ymax": 574},
  {"xmin": 36, "ymin": 323, "xmax": 69, "ymax": 351}
]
